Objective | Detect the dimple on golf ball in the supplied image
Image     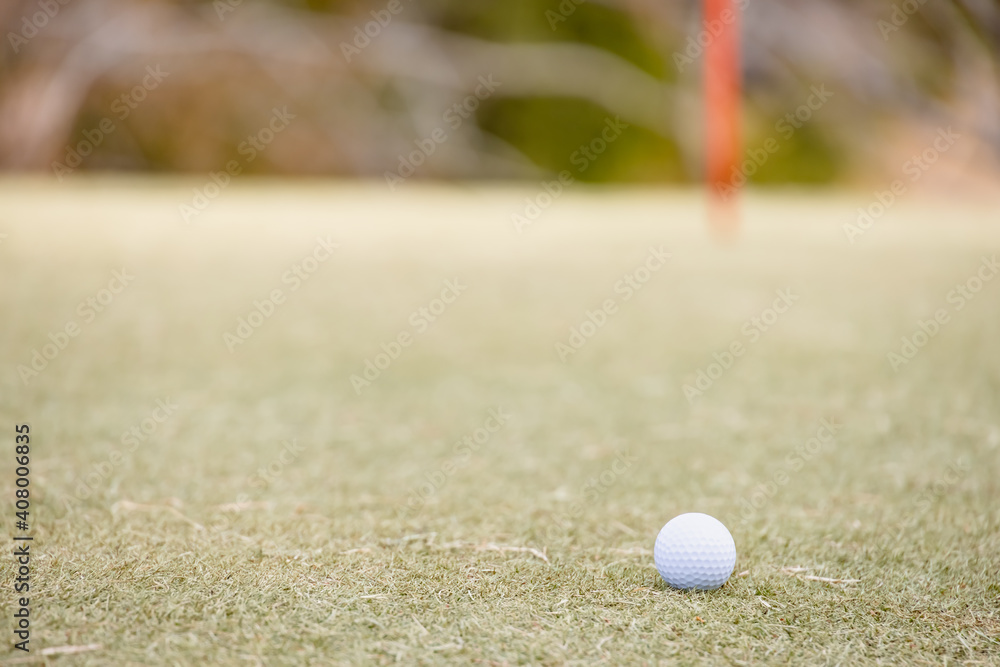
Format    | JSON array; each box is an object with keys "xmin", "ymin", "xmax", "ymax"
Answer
[{"xmin": 654, "ymin": 512, "xmax": 736, "ymax": 591}]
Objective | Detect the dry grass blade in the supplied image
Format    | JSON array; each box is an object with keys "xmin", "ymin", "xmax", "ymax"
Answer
[
  {"xmin": 113, "ymin": 500, "xmax": 205, "ymax": 531},
  {"xmin": 480, "ymin": 543, "xmax": 550, "ymax": 564},
  {"xmin": 779, "ymin": 567, "xmax": 860, "ymax": 584},
  {"xmin": 40, "ymin": 644, "xmax": 103, "ymax": 656},
  {"xmin": 609, "ymin": 547, "xmax": 652, "ymax": 556},
  {"xmin": 214, "ymin": 501, "xmax": 271, "ymax": 512},
  {"xmin": 801, "ymin": 575, "xmax": 861, "ymax": 584}
]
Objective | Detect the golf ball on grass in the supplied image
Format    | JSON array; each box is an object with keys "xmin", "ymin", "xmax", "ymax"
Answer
[{"xmin": 654, "ymin": 513, "xmax": 736, "ymax": 591}]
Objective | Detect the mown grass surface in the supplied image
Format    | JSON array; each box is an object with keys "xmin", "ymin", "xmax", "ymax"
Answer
[{"xmin": 1, "ymin": 180, "xmax": 998, "ymax": 665}]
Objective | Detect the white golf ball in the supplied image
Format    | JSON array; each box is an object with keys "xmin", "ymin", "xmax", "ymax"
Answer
[{"xmin": 654, "ymin": 512, "xmax": 736, "ymax": 591}]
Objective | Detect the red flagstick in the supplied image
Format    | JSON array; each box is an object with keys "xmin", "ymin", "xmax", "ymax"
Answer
[{"xmin": 704, "ymin": 0, "xmax": 742, "ymax": 238}]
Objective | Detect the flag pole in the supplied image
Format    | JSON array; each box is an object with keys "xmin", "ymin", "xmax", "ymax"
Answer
[{"xmin": 704, "ymin": 0, "xmax": 742, "ymax": 239}]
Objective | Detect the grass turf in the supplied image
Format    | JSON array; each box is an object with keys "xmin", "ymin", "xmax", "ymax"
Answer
[{"xmin": 1, "ymin": 180, "xmax": 998, "ymax": 665}]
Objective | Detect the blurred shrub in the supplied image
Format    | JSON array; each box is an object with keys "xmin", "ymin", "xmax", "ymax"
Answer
[{"xmin": 0, "ymin": 0, "xmax": 997, "ymax": 185}]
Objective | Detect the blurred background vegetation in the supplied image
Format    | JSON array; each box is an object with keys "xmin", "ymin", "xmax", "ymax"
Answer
[{"xmin": 1, "ymin": 0, "xmax": 998, "ymax": 188}]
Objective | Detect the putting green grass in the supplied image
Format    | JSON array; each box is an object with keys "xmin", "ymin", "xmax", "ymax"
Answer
[{"xmin": 1, "ymin": 179, "xmax": 998, "ymax": 665}]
